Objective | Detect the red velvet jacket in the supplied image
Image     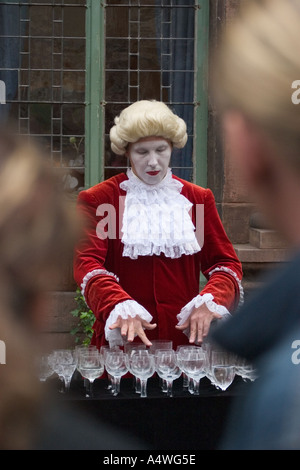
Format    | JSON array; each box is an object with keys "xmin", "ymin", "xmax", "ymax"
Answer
[{"xmin": 73, "ymin": 172, "xmax": 243, "ymax": 349}]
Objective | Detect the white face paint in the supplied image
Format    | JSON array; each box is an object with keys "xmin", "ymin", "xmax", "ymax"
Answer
[{"xmin": 127, "ymin": 136, "xmax": 172, "ymax": 185}]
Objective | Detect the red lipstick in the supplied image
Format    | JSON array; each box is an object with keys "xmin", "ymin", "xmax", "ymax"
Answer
[{"xmin": 147, "ymin": 171, "xmax": 160, "ymax": 176}]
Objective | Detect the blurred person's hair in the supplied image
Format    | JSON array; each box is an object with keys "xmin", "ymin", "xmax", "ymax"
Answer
[
  {"xmin": 0, "ymin": 132, "xmax": 79, "ymax": 318},
  {"xmin": 0, "ymin": 131, "xmax": 80, "ymax": 448},
  {"xmin": 213, "ymin": 0, "xmax": 300, "ymax": 171}
]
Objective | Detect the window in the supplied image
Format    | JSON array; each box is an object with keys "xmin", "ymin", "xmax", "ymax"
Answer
[
  {"xmin": 86, "ymin": 0, "xmax": 209, "ymax": 188},
  {"xmin": 104, "ymin": 0, "xmax": 196, "ymax": 182},
  {"xmin": 0, "ymin": 0, "xmax": 209, "ymax": 190},
  {"xmin": 0, "ymin": 0, "xmax": 87, "ymax": 192}
]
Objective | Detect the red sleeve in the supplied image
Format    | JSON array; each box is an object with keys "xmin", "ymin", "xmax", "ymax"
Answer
[
  {"xmin": 199, "ymin": 188, "xmax": 243, "ymax": 312},
  {"xmin": 73, "ymin": 189, "xmax": 133, "ymax": 323}
]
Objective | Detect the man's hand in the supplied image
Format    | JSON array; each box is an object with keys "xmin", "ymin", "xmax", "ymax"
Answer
[
  {"xmin": 109, "ymin": 315, "xmax": 157, "ymax": 347},
  {"xmin": 176, "ymin": 303, "xmax": 222, "ymax": 344}
]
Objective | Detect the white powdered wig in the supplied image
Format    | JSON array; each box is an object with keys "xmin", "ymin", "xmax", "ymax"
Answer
[{"xmin": 110, "ymin": 100, "xmax": 188, "ymax": 155}]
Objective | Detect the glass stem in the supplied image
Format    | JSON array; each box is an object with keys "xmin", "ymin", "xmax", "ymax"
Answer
[
  {"xmin": 64, "ymin": 377, "xmax": 71, "ymax": 392},
  {"xmin": 89, "ymin": 380, "xmax": 95, "ymax": 398},
  {"xmin": 106, "ymin": 373, "xmax": 113, "ymax": 390},
  {"xmin": 140, "ymin": 378, "xmax": 148, "ymax": 398},
  {"xmin": 135, "ymin": 376, "xmax": 141, "ymax": 394},
  {"xmin": 58, "ymin": 376, "xmax": 65, "ymax": 393},
  {"xmin": 188, "ymin": 377, "xmax": 194, "ymax": 394},
  {"xmin": 182, "ymin": 372, "xmax": 189, "ymax": 388},
  {"xmin": 84, "ymin": 378, "xmax": 91, "ymax": 397},
  {"xmin": 113, "ymin": 377, "xmax": 121, "ymax": 396},
  {"xmin": 109, "ymin": 375, "xmax": 116, "ymax": 394},
  {"xmin": 166, "ymin": 380, "xmax": 173, "ymax": 397},
  {"xmin": 194, "ymin": 379, "xmax": 200, "ymax": 396}
]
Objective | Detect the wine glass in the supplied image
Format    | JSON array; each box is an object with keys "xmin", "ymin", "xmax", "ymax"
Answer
[
  {"xmin": 100, "ymin": 345, "xmax": 120, "ymax": 393},
  {"xmin": 125, "ymin": 347, "xmax": 147, "ymax": 393},
  {"xmin": 155, "ymin": 350, "xmax": 181, "ymax": 397},
  {"xmin": 37, "ymin": 354, "xmax": 54, "ymax": 382},
  {"xmin": 130, "ymin": 351, "xmax": 155, "ymax": 398},
  {"xmin": 203, "ymin": 342, "xmax": 228, "ymax": 385},
  {"xmin": 124, "ymin": 342, "xmax": 146, "ymax": 355},
  {"xmin": 235, "ymin": 356, "xmax": 258, "ymax": 382},
  {"xmin": 148, "ymin": 341, "xmax": 172, "ymax": 390},
  {"xmin": 75, "ymin": 345, "xmax": 98, "ymax": 394},
  {"xmin": 77, "ymin": 349, "xmax": 104, "ymax": 397},
  {"xmin": 242, "ymin": 364, "xmax": 258, "ymax": 382},
  {"xmin": 177, "ymin": 345, "xmax": 200, "ymax": 390},
  {"xmin": 104, "ymin": 350, "xmax": 128, "ymax": 396},
  {"xmin": 211, "ymin": 351, "xmax": 236, "ymax": 391},
  {"xmin": 74, "ymin": 344, "xmax": 98, "ymax": 363},
  {"xmin": 54, "ymin": 349, "xmax": 77, "ymax": 392},
  {"xmin": 179, "ymin": 349, "xmax": 207, "ymax": 395},
  {"xmin": 149, "ymin": 340, "xmax": 173, "ymax": 355},
  {"xmin": 48, "ymin": 349, "xmax": 68, "ymax": 392}
]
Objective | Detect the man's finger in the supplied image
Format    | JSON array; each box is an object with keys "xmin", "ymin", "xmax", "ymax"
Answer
[
  {"xmin": 136, "ymin": 327, "xmax": 153, "ymax": 347},
  {"xmin": 120, "ymin": 321, "xmax": 128, "ymax": 338},
  {"xmin": 189, "ymin": 321, "xmax": 197, "ymax": 343},
  {"xmin": 109, "ymin": 321, "xmax": 120, "ymax": 330},
  {"xmin": 175, "ymin": 321, "xmax": 189, "ymax": 330},
  {"xmin": 142, "ymin": 322, "xmax": 157, "ymax": 331},
  {"xmin": 196, "ymin": 323, "xmax": 204, "ymax": 344},
  {"xmin": 127, "ymin": 320, "xmax": 136, "ymax": 342}
]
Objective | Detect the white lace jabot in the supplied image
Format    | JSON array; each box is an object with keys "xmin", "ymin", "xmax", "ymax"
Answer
[{"xmin": 119, "ymin": 168, "xmax": 201, "ymax": 259}]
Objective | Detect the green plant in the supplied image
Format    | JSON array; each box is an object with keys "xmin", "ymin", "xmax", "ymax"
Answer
[
  {"xmin": 69, "ymin": 136, "xmax": 84, "ymax": 156},
  {"xmin": 70, "ymin": 288, "xmax": 95, "ymax": 345}
]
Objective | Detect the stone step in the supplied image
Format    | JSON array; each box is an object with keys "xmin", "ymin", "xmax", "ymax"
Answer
[
  {"xmin": 249, "ymin": 228, "xmax": 288, "ymax": 249},
  {"xmin": 234, "ymin": 243, "xmax": 289, "ymax": 263}
]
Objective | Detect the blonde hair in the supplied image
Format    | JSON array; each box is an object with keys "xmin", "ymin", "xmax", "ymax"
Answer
[
  {"xmin": 214, "ymin": 0, "xmax": 300, "ymax": 168},
  {"xmin": 0, "ymin": 135, "xmax": 80, "ymax": 299},
  {"xmin": 109, "ymin": 100, "xmax": 188, "ymax": 155}
]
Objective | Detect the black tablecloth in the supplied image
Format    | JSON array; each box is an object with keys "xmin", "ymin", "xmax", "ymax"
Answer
[{"xmin": 52, "ymin": 373, "xmax": 251, "ymax": 450}]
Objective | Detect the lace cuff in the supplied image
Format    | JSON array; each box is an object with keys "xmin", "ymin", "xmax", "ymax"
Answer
[
  {"xmin": 105, "ymin": 299, "xmax": 153, "ymax": 347},
  {"xmin": 80, "ymin": 269, "xmax": 120, "ymax": 302},
  {"xmin": 176, "ymin": 293, "xmax": 231, "ymax": 338},
  {"xmin": 208, "ymin": 266, "xmax": 244, "ymax": 306}
]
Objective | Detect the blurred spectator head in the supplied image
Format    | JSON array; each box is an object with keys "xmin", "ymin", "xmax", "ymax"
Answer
[
  {"xmin": 213, "ymin": 0, "xmax": 300, "ymax": 243},
  {"xmin": 0, "ymin": 130, "xmax": 80, "ymax": 448}
]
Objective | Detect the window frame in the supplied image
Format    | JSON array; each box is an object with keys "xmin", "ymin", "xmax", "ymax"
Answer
[{"xmin": 84, "ymin": 0, "xmax": 209, "ymax": 189}]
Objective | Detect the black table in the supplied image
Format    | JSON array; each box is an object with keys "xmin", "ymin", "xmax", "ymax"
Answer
[{"xmin": 54, "ymin": 373, "xmax": 251, "ymax": 450}]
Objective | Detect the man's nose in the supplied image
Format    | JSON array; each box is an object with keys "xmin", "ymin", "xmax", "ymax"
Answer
[{"xmin": 148, "ymin": 152, "xmax": 158, "ymax": 167}]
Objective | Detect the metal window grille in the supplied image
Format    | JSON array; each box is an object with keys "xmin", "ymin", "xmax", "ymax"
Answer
[
  {"xmin": 0, "ymin": 0, "xmax": 87, "ymax": 192},
  {"xmin": 104, "ymin": 0, "xmax": 196, "ymax": 182},
  {"xmin": 0, "ymin": 0, "xmax": 203, "ymax": 189}
]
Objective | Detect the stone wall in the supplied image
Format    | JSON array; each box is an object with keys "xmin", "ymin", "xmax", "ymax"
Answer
[{"xmin": 208, "ymin": 0, "xmax": 254, "ymax": 246}]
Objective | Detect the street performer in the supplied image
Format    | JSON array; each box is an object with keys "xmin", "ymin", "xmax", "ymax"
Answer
[{"xmin": 73, "ymin": 100, "xmax": 243, "ymax": 349}]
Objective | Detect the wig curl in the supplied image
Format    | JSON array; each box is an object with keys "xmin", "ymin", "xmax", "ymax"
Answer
[{"xmin": 109, "ymin": 100, "xmax": 188, "ymax": 155}]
